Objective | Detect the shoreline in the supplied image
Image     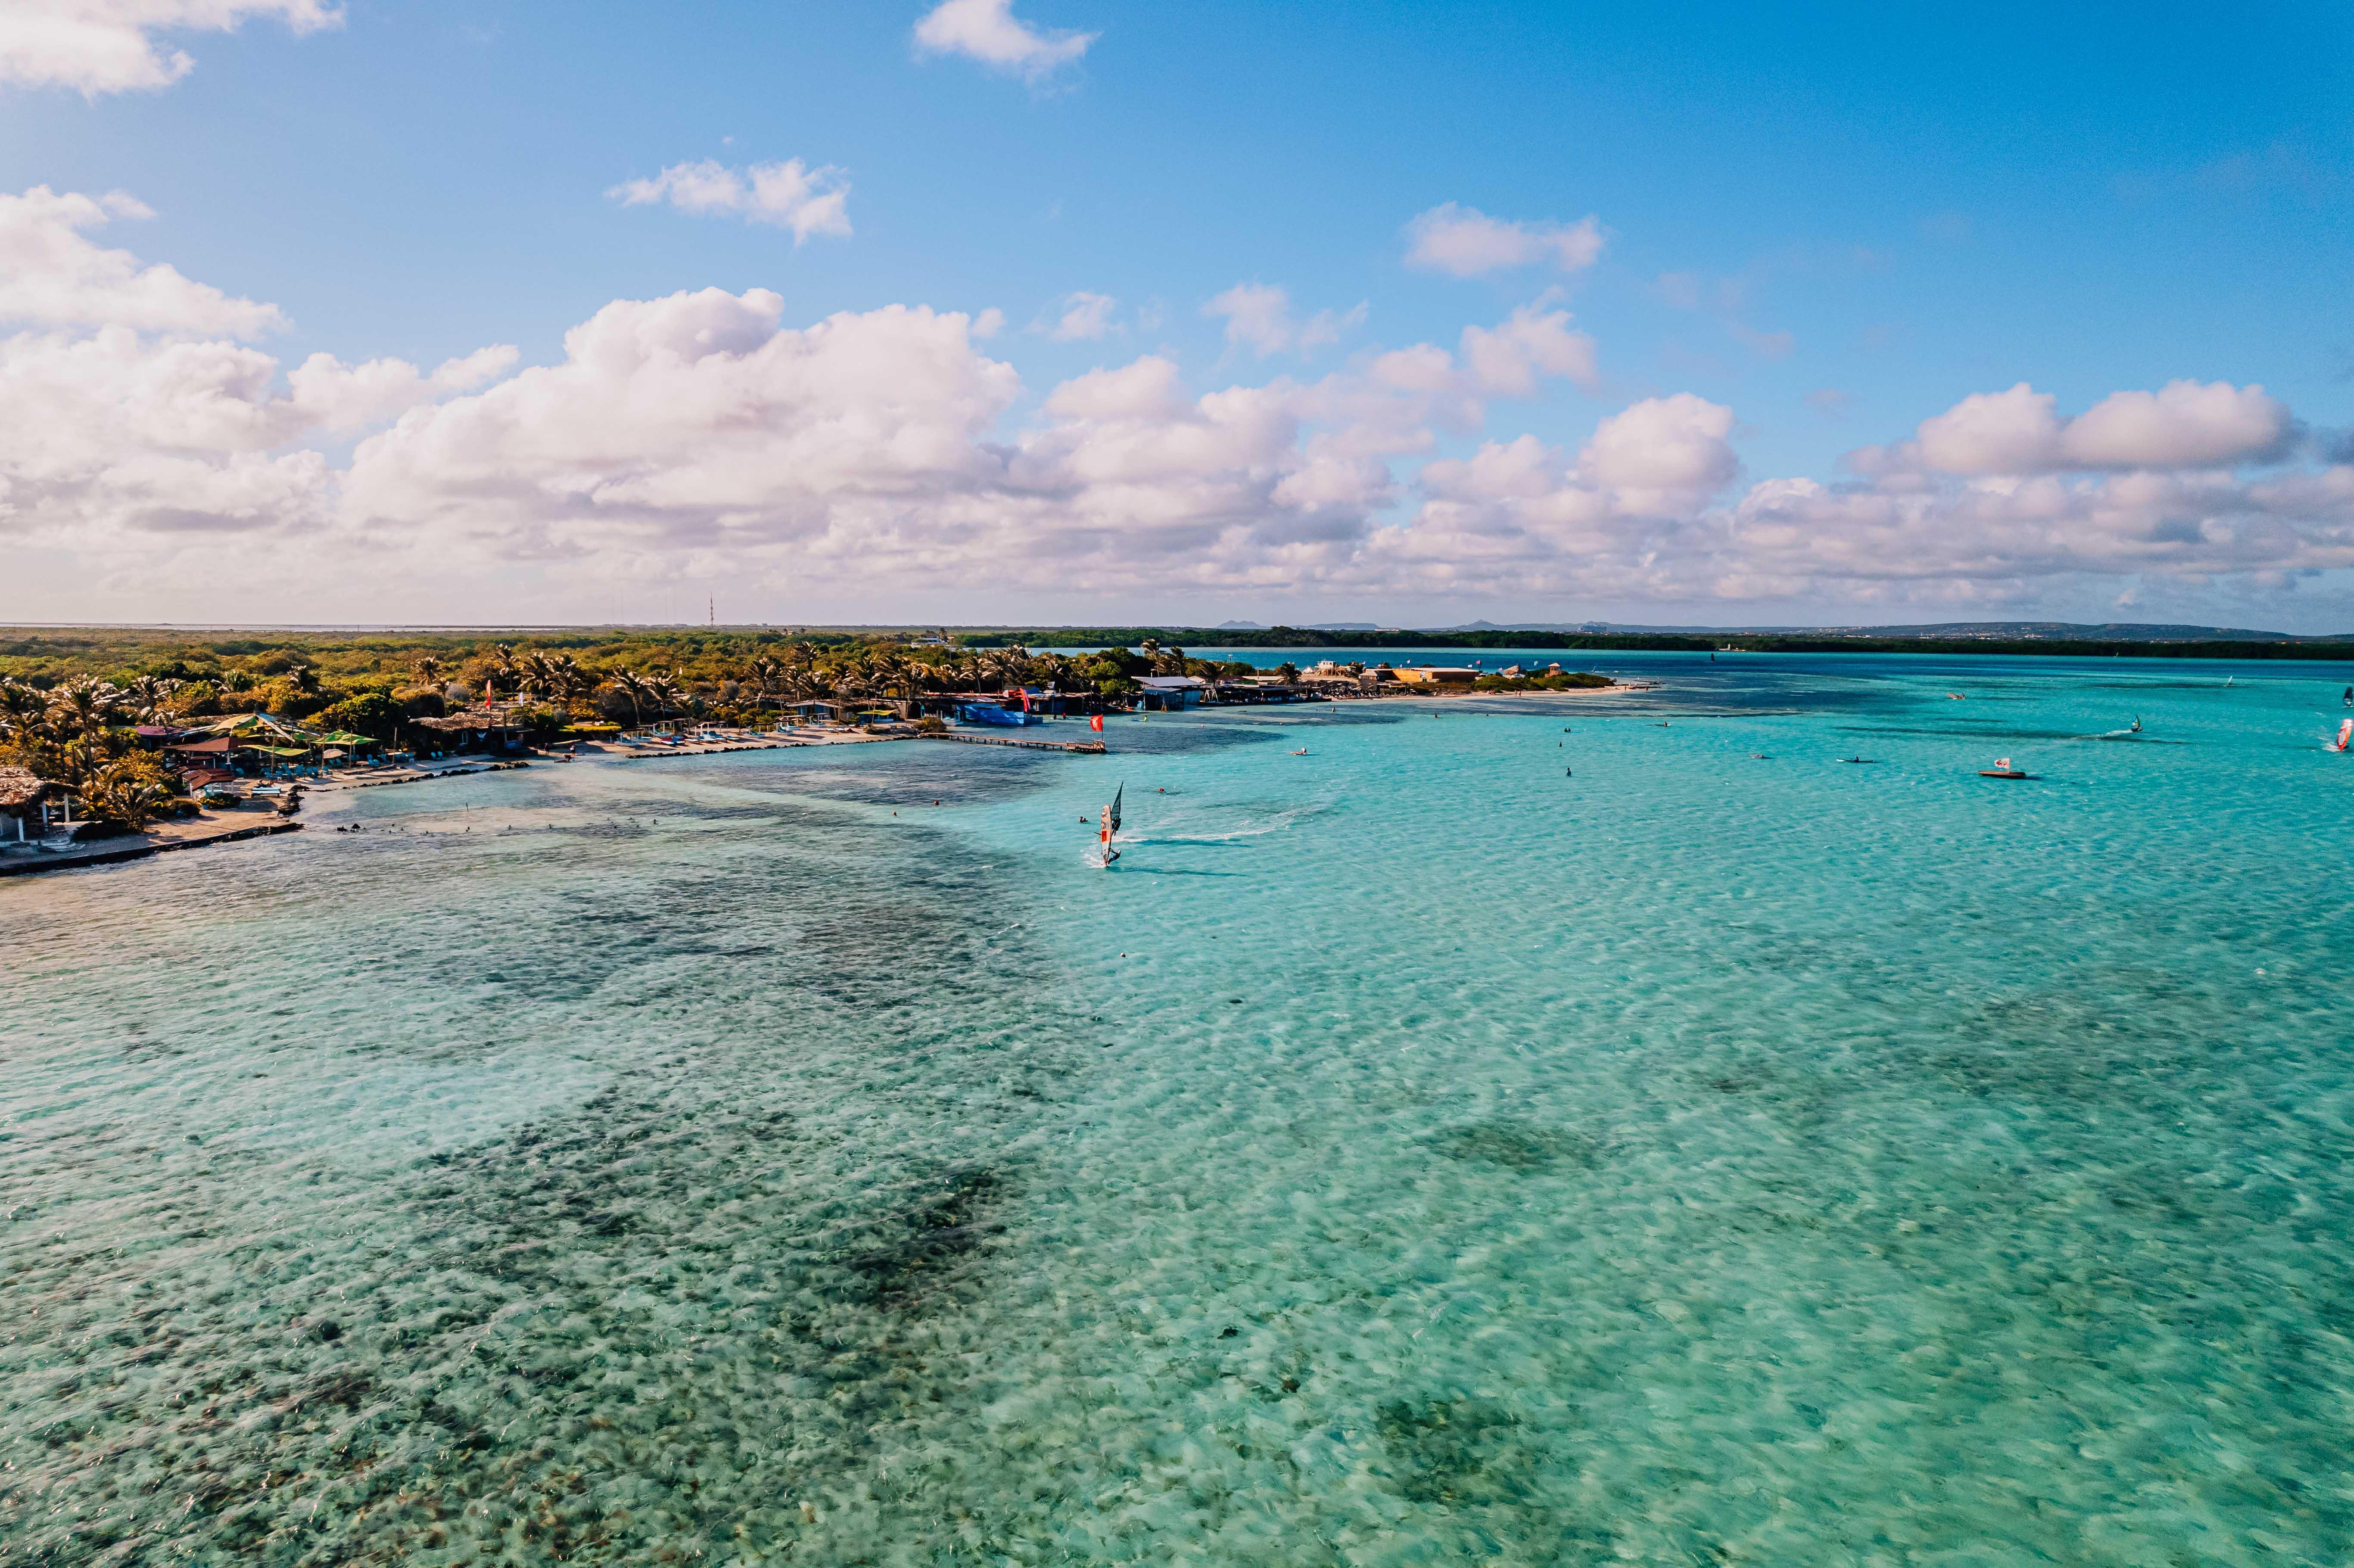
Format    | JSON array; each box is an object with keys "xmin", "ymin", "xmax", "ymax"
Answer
[
  {"xmin": 0, "ymin": 688, "xmax": 1621, "ymax": 881},
  {"xmin": 0, "ymin": 815, "xmax": 303, "ymax": 878}
]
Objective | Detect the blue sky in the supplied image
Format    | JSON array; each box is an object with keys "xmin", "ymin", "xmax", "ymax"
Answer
[{"xmin": 2, "ymin": 1, "xmax": 2349, "ymax": 628}]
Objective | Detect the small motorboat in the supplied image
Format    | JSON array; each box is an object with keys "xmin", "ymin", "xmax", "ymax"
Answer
[
  {"xmin": 961, "ymin": 703, "xmax": 1043, "ymax": 728},
  {"xmin": 1980, "ymin": 757, "xmax": 2029, "ymax": 779}
]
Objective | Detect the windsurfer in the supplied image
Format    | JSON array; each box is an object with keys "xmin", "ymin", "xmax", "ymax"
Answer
[{"xmin": 1098, "ymin": 784, "xmax": 1124, "ymax": 867}]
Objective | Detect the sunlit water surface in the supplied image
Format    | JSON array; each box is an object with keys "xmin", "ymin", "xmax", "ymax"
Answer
[{"xmin": 6, "ymin": 653, "xmax": 2353, "ymax": 1566}]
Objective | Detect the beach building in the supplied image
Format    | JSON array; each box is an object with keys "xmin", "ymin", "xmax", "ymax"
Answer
[
  {"xmin": 165, "ymin": 734, "xmax": 240, "ymax": 772},
  {"xmin": 1136, "ymin": 675, "xmax": 1209, "ymax": 711},
  {"xmin": 1208, "ymin": 679, "xmax": 1317, "ymax": 705},
  {"xmin": 414, "ymin": 705, "xmax": 529, "ymax": 755},
  {"xmin": 0, "ymin": 767, "xmax": 51, "ymax": 844},
  {"xmin": 1394, "ymin": 667, "xmax": 1480, "ymax": 687}
]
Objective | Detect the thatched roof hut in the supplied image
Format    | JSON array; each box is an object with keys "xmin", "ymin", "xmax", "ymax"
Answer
[
  {"xmin": 1, "ymin": 766, "xmax": 52, "ymax": 841},
  {"xmin": 0, "ymin": 766, "xmax": 49, "ymax": 813}
]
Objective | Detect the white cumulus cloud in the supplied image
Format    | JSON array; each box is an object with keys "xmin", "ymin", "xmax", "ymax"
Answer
[
  {"xmin": 1203, "ymin": 283, "xmax": 1366, "ymax": 358},
  {"xmin": 1045, "ymin": 291, "xmax": 1118, "ymax": 341},
  {"xmin": 912, "ymin": 0, "xmax": 1095, "ymax": 81},
  {"xmin": 286, "ymin": 345, "xmax": 520, "ymax": 433},
  {"xmin": 0, "ymin": 0, "xmax": 340, "ymax": 96},
  {"xmin": 607, "ymin": 159, "xmax": 852, "ymax": 243},
  {"xmin": 1584, "ymin": 394, "xmax": 1739, "ymax": 492},
  {"xmin": 1459, "ymin": 305, "xmax": 1600, "ymax": 396},
  {"xmin": 1404, "ymin": 203, "xmax": 1605, "ymax": 278},
  {"xmin": 1856, "ymin": 380, "xmax": 2295, "ymax": 478},
  {"xmin": 0, "ymin": 185, "xmax": 285, "ymax": 338},
  {"xmin": 0, "ymin": 188, "xmax": 513, "ymax": 554},
  {"xmin": 7, "ymin": 187, "xmax": 2351, "ymax": 622}
]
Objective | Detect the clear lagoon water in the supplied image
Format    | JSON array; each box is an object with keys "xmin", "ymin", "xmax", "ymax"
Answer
[{"xmin": 6, "ymin": 652, "xmax": 2353, "ymax": 1566}]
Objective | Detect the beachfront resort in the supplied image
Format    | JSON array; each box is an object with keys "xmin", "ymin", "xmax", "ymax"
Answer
[{"xmin": 0, "ymin": 631, "xmax": 1614, "ymax": 868}]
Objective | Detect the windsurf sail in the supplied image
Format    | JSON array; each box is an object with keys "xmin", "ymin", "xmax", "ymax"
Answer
[
  {"xmin": 1098, "ymin": 784, "xmax": 1124, "ymax": 866},
  {"xmin": 2337, "ymin": 719, "xmax": 2352, "ymax": 753}
]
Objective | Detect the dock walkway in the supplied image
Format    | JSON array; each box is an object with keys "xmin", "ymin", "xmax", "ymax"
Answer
[
  {"xmin": 610, "ymin": 728, "xmax": 1107, "ymax": 759},
  {"xmin": 919, "ymin": 731, "xmax": 1107, "ymax": 754}
]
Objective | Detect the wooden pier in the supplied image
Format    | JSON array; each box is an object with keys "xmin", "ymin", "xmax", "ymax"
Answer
[{"xmin": 919, "ymin": 732, "xmax": 1107, "ymax": 755}]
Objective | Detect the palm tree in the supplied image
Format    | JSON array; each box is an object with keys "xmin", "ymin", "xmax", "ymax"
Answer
[
  {"xmin": 0, "ymin": 677, "xmax": 46, "ymax": 742},
  {"xmin": 778, "ymin": 663, "xmax": 822, "ymax": 724},
  {"xmin": 825, "ymin": 663, "xmax": 867, "ymax": 721},
  {"xmin": 545, "ymin": 654, "xmax": 592, "ymax": 717},
  {"xmin": 412, "ymin": 655, "xmax": 444, "ymax": 688},
  {"xmin": 286, "ymin": 664, "xmax": 320, "ymax": 697},
  {"xmin": 518, "ymin": 650, "xmax": 564, "ymax": 706},
  {"xmin": 866, "ymin": 651, "xmax": 911, "ymax": 718},
  {"xmin": 82, "ymin": 758, "xmax": 169, "ymax": 830},
  {"xmin": 124, "ymin": 675, "xmax": 181, "ymax": 721},
  {"xmin": 604, "ymin": 669, "xmax": 648, "ymax": 728},
  {"xmin": 745, "ymin": 654, "xmax": 781, "ymax": 718},
  {"xmin": 46, "ymin": 677, "xmax": 123, "ymax": 740}
]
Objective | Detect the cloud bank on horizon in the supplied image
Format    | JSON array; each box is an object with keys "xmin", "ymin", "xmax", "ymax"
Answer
[
  {"xmin": 1, "ymin": 2, "xmax": 2347, "ymax": 626},
  {"xmin": 3, "ymin": 182, "xmax": 2346, "ymax": 624}
]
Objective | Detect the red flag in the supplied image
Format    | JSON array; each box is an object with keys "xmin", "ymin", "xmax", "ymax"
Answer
[{"xmin": 1089, "ymin": 714, "xmax": 1103, "ymax": 732}]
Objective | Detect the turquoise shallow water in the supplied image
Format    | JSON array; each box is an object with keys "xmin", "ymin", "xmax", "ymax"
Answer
[{"xmin": 6, "ymin": 653, "xmax": 2354, "ymax": 1566}]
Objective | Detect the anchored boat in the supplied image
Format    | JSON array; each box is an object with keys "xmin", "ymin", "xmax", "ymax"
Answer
[{"xmin": 959, "ymin": 702, "xmax": 1044, "ymax": 727}]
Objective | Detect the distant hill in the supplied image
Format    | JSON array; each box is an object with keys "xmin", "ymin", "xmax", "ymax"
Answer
[
  {"xmin": 1442, "ymin": 620, "xmax": 1799, "ymax": 635},
  {"xmin": 1803, "ymin": 621, "xmax": 2335, "ymax": 642},
  {"xmin": 1440, "ymin": 619, "xmax": 2343, "ymax": 641},
  {"xmin": 965, "ymin": 622, "xmax": 2354, "ymax": 661}
]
